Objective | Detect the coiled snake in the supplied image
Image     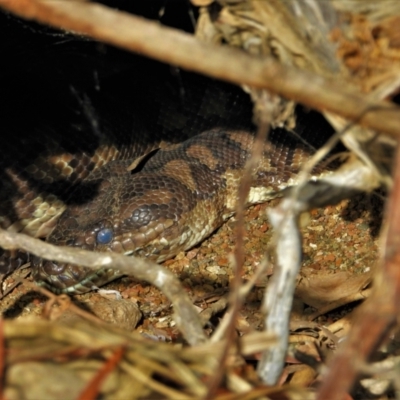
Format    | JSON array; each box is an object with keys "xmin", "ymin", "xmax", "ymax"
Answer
[{"xmin": 0, "ymin": 13, "xmax": 336, "ymax": 294}]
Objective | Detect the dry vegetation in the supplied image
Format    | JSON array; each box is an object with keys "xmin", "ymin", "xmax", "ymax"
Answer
[{"xmin": 0, "ymin": 1, "xmax": 400, "ymax": 399}]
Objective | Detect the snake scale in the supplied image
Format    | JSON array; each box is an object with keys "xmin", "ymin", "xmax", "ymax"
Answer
[{"xmin": 0, "ymin": 7, "xmax": 335, "ymax": 294}]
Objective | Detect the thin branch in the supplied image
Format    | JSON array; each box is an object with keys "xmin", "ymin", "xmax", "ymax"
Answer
[
  {"xmin": 317, "ymin": 143, "xmax": 400, "ymax": 399},
  {"xmin": 308, "ymin": 288, "xmax": 372, "ymax": 321},
  {"xmin": 0, "ymin": 229, "xmax": 206, "ymax": 346},
  {"xmin": 204, "ymin": 116, "xmax": 270, "ymax": 399},
  {"xmin": 0, "ymin": 0, "xmax": 400, "ymax": 138},
  {"xmin": 256, "ymin": 139, "xmax": 381, "ymax": 385},
  {"xmin": 257, "ymin": 196, "xmax": 304, "ymax": 385},
  {"xmin": 199, "ymin": 295, "xmax": 229, "ymax": 329}
]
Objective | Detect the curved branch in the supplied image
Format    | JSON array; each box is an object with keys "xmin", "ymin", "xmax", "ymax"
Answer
[
  {"xmin": 0, "ymin": 229, "xmax": 207, "ymax": 346},
  {"xmin": 0, "ymin": 0, "xmax": 399, "ymax": 139}
]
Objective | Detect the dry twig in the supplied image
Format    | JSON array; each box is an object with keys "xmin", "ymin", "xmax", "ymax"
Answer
[
  {"xmin": 2, "ymin": 318, "xmax": 279, "ymax": 399},
  {"xmin": 0, "ymin": 0, "xmax": 399, "ymax": 138},
  {"xmin": 317, "ymin": 141, "xmax": 400, "ymax": 400},
  {"xmin": 0, "ymin": 229, "xmax": 206, "ymax": 346}
]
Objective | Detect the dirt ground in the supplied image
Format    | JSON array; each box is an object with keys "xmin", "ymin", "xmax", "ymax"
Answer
[{"xmin": 1, "ymin": 191, "xmax": 382, "ymax": 337}]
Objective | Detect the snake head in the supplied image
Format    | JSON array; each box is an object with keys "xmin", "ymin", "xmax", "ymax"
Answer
[
  {"xmin": 31, "ymin": 169, "xmax": 198, "ymax": 294},
  {"xmin": 31, "ymin": 130, "xmax": 245, "ymax": 294},
  {"xmin": 31, "ymin": 214, "xmax": 125, "ymax": 293}
]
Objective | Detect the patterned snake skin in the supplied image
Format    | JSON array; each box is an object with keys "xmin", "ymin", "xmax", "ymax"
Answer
[
  {"xmin": 32, "ymin": 127, "xmax": 333, "ymax": 293},
  {"xmin": 0, "ymin": 8, "xmax": 336, "ymax": 294}
]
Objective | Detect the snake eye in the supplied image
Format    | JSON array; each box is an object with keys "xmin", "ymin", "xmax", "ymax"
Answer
[{"xmin": 96, "ymin": 228, "xmax": 113, "ymax": 244}]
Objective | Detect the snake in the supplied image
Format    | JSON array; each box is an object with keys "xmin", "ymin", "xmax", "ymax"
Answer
[
  {"xmin": 0, "ymin": 11, "xmax": 337, "ymax": 294},
  {"xmin": 33, "ymin": 126, "xmax": 337, "ymax": 293}
]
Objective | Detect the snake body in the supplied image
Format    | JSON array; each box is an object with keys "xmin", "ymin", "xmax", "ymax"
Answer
[
  {"xmin": 32, "ymin": 127, "xmax": 327, "ymax": 293},
  {"xmin": 0, "ymin": 11, "xmax": 336, "ymax": 294}
]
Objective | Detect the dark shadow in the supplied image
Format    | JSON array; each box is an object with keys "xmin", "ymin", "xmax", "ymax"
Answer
[{"xmin": 340, "ymin": 191, "xmax": 385, "ymax": 238}]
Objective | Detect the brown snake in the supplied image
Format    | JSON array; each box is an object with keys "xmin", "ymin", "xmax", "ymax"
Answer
[
  {"xmin": 0, "ymin": 10, "xmax": 337, "ymax": 294},
  {"xmin": 33, "ymin": 127, "xmax": 334, "ymax": 293}
]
